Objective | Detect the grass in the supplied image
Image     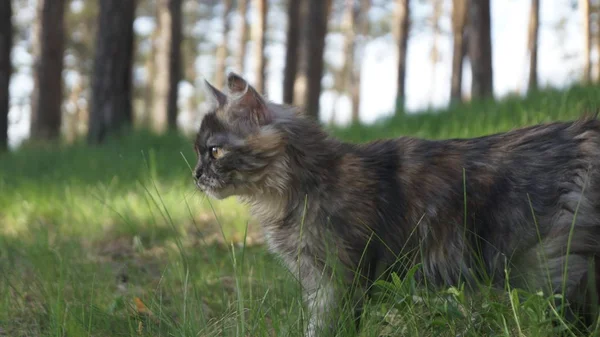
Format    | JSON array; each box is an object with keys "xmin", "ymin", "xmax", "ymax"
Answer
[{"xmin": 1, "ymin": 84, "xmax": 600, "ymax": 336}]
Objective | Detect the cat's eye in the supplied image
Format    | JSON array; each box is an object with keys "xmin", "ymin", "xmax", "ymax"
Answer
[{"xmin": 209, "ymin": 146, "xmax": 224, "ymax": 159}]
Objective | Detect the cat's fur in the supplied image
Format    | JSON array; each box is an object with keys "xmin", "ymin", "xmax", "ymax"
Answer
[{"xmin": 193, "ymin": 73, "xmax": 600, "ymax": 336}]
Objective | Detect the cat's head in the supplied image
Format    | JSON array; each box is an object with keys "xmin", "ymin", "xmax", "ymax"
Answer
[{"xmin": 193, "ymin": 73, "xmax": 290, "ymax": 199}]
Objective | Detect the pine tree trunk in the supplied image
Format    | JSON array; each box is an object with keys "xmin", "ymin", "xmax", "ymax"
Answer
[
  {"xmin": 395, "ymin": 0, "xmax": 410, "ymax": 114},
  {"xmin": 341, "ymin": 0, "xmax": 356, "ymax": 120},
  {"xmin": 236, "ymin": 0, "xmax": 248, "ymax": 73},
  {"xmin": 450, "ymin": 0, "xmax": 468, "ymax": 104},
  {"xmin": 0, "ymin": 0, "xmax": 11, "ymax": 151},
  {"xmin": 350, "ymin": 0, "xmax": 370, "ymax": 123},
  {"xmin": 252, "ymin": 0, "xmax": 268, "ymax": 94},
  {"xmin": 283, "ymin": 0, "xmax": 301, "ymax": 104},
  {"xmin": 468, "ymin": 0, "xmax": 494, "ymax": 99},
  {"xmin": 597, "ymin": 2, "xmax": 600, "ymax": 83},
  {"xmin": 215, "ymin": 0, "xmax": 232, "ymax": 88},
  {"xmin": 152, "ymin": 0, "xmax": 182, "ymax": 133},
  {"xmin": 580, "ymin": 0, "xmax": 591, "ymax": 83},
  {"xmin": 143, "ymin": 29, "xmax": 158, "ymax": 128},
  {"xmin": 30, "ymin": 0, "xmax": 66, "ymax": 141},
  {"xmin": 429, "ymin": 0, "xmax": 443, "ymax": 103},
  {"xmin": 304, "ymin": 0, "xmax": 332, "ymax": 120},
  {"xmin": 88, "ymin": 0, "xmax": 136, "ymax": 144},
  {"xmin": 527, "ymin": 0, "xmax": 540, "ymax": 91},
  {"xmin": 293, "ymin": 0, "xmax": 310, "ymax": 108}
]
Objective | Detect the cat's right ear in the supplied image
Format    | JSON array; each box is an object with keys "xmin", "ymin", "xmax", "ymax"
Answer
[{"xmin": 202, "ymin": 79, "xmax": 228, "ymax": 109}]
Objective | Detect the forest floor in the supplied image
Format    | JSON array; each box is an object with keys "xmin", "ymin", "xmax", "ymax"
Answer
[{"xmin": 2, "ymin": 85, "xmax": 600, "ymax": 336}]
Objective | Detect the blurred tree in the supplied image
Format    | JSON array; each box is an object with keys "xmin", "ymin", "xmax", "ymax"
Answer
[
  {"xmin": 429, "ymin": 0, "xmax": 443, "ymax": 103},
  {"xmin": 0, "ymin": 0, "xmax": 11, "ymax": 151},
  {"xmin": 253, "ymin": 0, "xmax": 268, "ymax": 94},
  {"xmin": 283, "ymin": 0, "xmax": 302, "ymax": 104},
  {"xmin": 304, "ymin": 0, "xmax": 333, "ymax": 120},
  {"xmin": 468, "ymin": 0, "xmax": 493, "ymax": 99},
  {"xmin": 527, "ymin": 0, "xmax": 540, "ymax": 91},
  {"xmin": 63, "ymin": 0, "xmax": 98, "ymax": 142},
  {"xmin": 451, "ymin": 0, "xmax": 468, "ymax": 104},
  {"xmin": 88, "ymin": 0, "xmax": 136, "ymax": 144},
  {"xmin": 237, "ymin": 0, "xmax": 249, "ymax": 73},
  {"xmin": 215, "ymin": 0, "xmax": 232, "ymax": 87},
  {"xmin": 348, "ymin": 0, "xmax": 371, "ymax": 123},
  {"xmin": 395, "ymin": 0, "xmax": 410, "ymax": 114},
  {"xmin": 341, "ymin": 0, "xmax": 356, "ymax": 118},
  {"xmin": 581, "ymin": 0, "xmax": 591, "ymax": 83},
  {"xmin": 30, "ymin": 0, "xmax": 66, "ymax": 141},
  {"xmin": 293, "ymin": 0, "xmax": 309, "ymax": 107},
  {"xmin": 597, "ymin": 0, "xmax": 600, "ymax": 83},
  {"xmin": 152, "ymin": 0, "xmax": 182, "ymax": 133}
]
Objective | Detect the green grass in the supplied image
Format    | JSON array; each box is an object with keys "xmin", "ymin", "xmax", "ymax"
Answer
[{"xmin": 2, "ymin": 84, "xmax": 600, "ymax": 336}]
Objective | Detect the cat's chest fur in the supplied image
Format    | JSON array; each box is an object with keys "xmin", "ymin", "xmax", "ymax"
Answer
[{"xmin": 244, "ymin": 193, "xmax": 331, "ymax": 287}]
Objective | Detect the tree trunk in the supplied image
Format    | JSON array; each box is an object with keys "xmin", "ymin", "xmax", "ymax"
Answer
[
  {"xmin": 252, "ymin": 0, "xmax": 268, "ymax": 94},
  {"xmin": 236, "ymin": 0, "xmax": 248, "ymax": 73},
  {"xmin": 450, "ymin": 0, "xmax": 468, "ymax": 104},
  {"xmin": 341, "ymin": 0, "xmax": 356, "ymax": 120},
  {"xmin": 0, "ymin": 0, "xmax": 11, "ymax": 151},
  {"xmin": 283, "ymin": 0, "xmax": 301, "ymax": 104},
  {"xmin": 395, "ymin": 0, "xmax": 410, "ymax": 114},
  {"xmin": 597, "ymin": 1, "xmax": 600, "ymax": 83},
  {"xmin": 293, "ymin": 0, "xmax": 310, "ymax": 108},
  {"xmin": 152, "ymin": 0, "xmax": 182, "ymax": 133},
  {"xmin": 580, "ymin": 0, "xmax": 591, "ymax": 83},
  {"xmin": 429, "ymin": 0, "xmax": 443, "ymax": 103},
  {"xmin": 304, "ymin": 0, "xmax": 332, "ymax": 120},
  {"xmin": 468, "ymin": 0, "xmax": 494, "ymax": 99},
  {"xmin": 88, "ymin": 0, "xmax": 136, "ymax": 144},
  {"xmin": 215, "ymin": 0, "xmax": 232, "ymax": 88},
  {"xmin": 30, "ymin": 0, "xmax": 66, "ymax": 141},
  {"xmin": 527, "ymin": 0, "xmax": 540, "ymax": 91},
  {"xmin": 143, "ymin": 29, "xmax": 158, "ymax": 128},
  {"xmin": 350, "ymin": 0, "xmax": 371, "ymax": 123}
]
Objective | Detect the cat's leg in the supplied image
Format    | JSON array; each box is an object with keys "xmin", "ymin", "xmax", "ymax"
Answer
[{"xmin": 304, "ymin": 281, "xmax": 337, "ymax": 337}]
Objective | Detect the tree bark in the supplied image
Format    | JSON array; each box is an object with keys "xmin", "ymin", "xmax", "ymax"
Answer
[
  {"xmin": 236, "ymin": 0, "xmax": 248, "ymax": 73},
  {"xmin": 350, "ymin": 0, "xmax": 371, "ymax": 123},
  {"xmin": 341, "ymin": 0, "xmax": 356, "ymax": 122},
  {"xmin": 88, "ymin": 0, "xmax": 136, "ymax": 144},
  {"xmin": 252, "ymin": 0, "xmax": 268, "ymax": 94},
  {"xmin": 580, "ymin": 0, "xmax": 591, "ymax": 83},
  {"xmin": 293, "ymin": 0, "xmax": 310, "ymax": 108},
  {"xmin": 304, "ymin": 0, "xmax": 332, "ymax": 120},
  {"xmin": 152, "ymin": 0, "xmax": 182, "ymax": 133},
  {"xmin": 450, "ymin": 0, "xmax": 468, "ymax": 104},
  {"xmin": 30, "ymin": 0, "xmax": 66, "ymax": 141},
  {"xmin": 215, "ymin": 0, "xmax": 232, "ymax": 88},
  {"xmin": 283, "ymin": 0, "xmax": 301, "ymax": 104},
  {"xmin": 468, "ymin": 0, "xmax": 494, "ymax": 99},
  {"xmin": 527, "ymin": 0, "xmax": 540, "ymax": 91},
  {"xmin": 597, "ymin": 1, "xmax": 600, "ymax": 83},
  {"xmin": 395, "ymin": 0, "xmax": 410, "ymax": 114},
  {"xmin": 0, "ymin": 0, "xmax": 11, "ymax": 151}
]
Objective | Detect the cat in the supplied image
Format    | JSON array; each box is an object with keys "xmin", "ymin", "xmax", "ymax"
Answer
[{"xmin": 193, "ymin": 72, "xmax": 600, "ymax": 336}]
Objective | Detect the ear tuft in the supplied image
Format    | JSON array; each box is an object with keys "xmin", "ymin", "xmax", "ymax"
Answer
[{"xmin": 202, "ymin": 79, "xmax": 227, "ymax": 108}]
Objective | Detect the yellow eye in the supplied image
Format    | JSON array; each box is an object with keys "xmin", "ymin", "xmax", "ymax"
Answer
[{"xmin": 210, "ymin": 146, "xmax": 224, "ymax": 159}]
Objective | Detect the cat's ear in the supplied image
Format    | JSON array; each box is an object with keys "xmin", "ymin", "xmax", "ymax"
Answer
[
  {"xmin": 202, "ymin": 79, "xmax": 228, "ymax": 109},
  {"xmin": 226, "ymin": 72, "xmax": 272, "ymax": 125}
]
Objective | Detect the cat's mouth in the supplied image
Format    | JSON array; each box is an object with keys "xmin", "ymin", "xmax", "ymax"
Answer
[{"xmin": 195, "ymin": 179, "xmax": 234, "ymax": 200}]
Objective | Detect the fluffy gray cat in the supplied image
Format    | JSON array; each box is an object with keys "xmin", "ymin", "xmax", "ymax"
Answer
[{"xmin": 193, "ymin": 73, "xmax": 600, "ymax": 336}]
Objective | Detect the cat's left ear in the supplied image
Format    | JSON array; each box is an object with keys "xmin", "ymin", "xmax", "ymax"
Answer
[
  {"xmin": 202, "ymin": 79, "xmax": 228, "ymax": 109},
  {"xmin": 226, "ymin": 72, "xmax": 272, "ymax": 125}
]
